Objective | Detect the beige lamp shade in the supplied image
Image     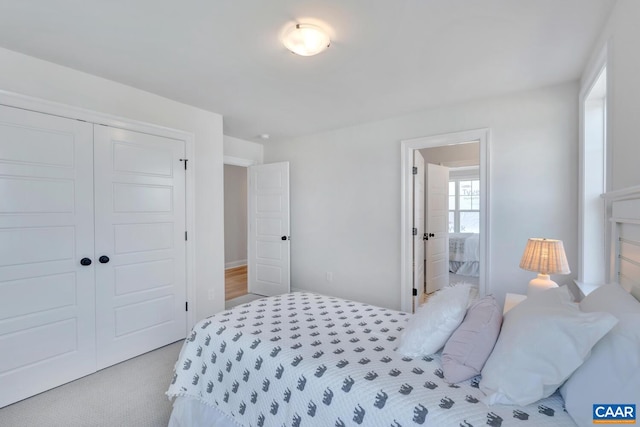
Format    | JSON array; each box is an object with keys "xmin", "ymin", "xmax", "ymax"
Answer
[
  {"xmin": 519, "ymin": 238, "xmax": 570, "ymax": 274},
  {"xmin": 519, "ymin": 238, "xmax": 570, "ymax": 295}
]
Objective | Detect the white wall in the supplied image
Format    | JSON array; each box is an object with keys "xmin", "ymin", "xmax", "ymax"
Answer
[
  {"xmin": 585, "ymin": 0, "xmax": 640, "ymax": 191},
  {"xmin": 224, "ymin": 135, "xmax": 264, "ymax": 164},
  {"xmin": 0, "ymin": 47, "xmax": 226, "ymax": 320},
  {"xmin": 224, "ymin": 165, "xmax": 248, "ymax": 268},
  {"xmin": 264, "ymin": 82, "xmax": 578, "ymax": 309}
]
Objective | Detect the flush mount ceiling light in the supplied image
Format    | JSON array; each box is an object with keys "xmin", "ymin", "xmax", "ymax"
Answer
[{"xmin": 282, "ymin": 23, "xmax": 330, "ymax": 56}]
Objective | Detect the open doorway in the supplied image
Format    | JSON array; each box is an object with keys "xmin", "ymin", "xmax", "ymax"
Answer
[
  {"xmin": 223, "ymin": 160, "xmax": 292, "ymax": 308},
  {"xmin": 223, "ymin": 164, "xmax": 249, "ymax": 305},
  {"xmin": 421, "ymin": 143, "xmax": 480, "ymax": 291},
  {"xmin": 223, "ymin": 164, "xmax": 255, "ymax": 308},
  {"xmin": 400, "ymin": 129, "xmax": 490, "ymax": 313},
  {"xmin": 223, "ymin": 162, "xmax": 269, "ymax": 309}
]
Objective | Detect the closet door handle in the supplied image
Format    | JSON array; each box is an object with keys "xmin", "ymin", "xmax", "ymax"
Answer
[
  {"xmin": 80, "ymin": 257, "xmax": 92, "ymax": 266},
  {"xmin": 99, "ymin": 255, "xmax": 110, "ymax": 264}
]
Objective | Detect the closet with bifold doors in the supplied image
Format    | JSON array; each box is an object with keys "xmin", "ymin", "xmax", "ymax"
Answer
[{"xmin": 0, "ymin": 103, "xmax": 188, "ymax": 407}]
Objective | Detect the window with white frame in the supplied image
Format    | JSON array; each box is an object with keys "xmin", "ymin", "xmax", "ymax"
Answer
[
  {"xmin": 448, "ymin": 178, "xmax": 480, "ymax": 233},
  {"xmin": 580, "ymin": 63, "xmax": 607, "ymax": 284}
]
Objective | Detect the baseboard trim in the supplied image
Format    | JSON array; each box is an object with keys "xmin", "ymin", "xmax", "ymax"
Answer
[{"xmin": 225, "ymin": 260, "xmax": 247, "ymax": 269}]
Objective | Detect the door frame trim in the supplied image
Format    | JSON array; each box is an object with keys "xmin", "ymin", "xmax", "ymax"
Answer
[
  {"xmin": 224, "ymin": 155, "xmax": 258, "ymax": 167},
  {"xmin": 0, "ymin": 89, "xmax": 197, "ymax": 331},
  {"xmin": 400, "ymin": 128, "xmax": 491, "ymax": 313}
]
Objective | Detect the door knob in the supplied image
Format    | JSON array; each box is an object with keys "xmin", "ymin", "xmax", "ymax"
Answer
[
  {"xmin": 99, "ymin": 255, "xmax": 110, "ymax": 264},
  {"xmin": 281, "ymin": 236, "xmax": 289, "ymax": 241},
  {"xmin": 80, "ymin": 257, "xmax": 92, "ymax": 266},
  {"xmin": 429, "ymin": 233, "xmax": 435, "ymax": 237}
]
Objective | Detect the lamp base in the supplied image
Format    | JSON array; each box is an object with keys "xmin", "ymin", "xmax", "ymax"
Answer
[{"xmin": 527, "ymin": 274, "xmax": 558, "ymax": 296}]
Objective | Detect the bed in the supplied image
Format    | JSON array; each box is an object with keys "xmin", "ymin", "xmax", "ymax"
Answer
[
  {"xmin": 449, "ymin": 233, "xmax": 480, "ymax": 277},
  {"xmin": 167, "ymin": 194, "xmax": 640, "ymax": 427},
  {"xmin": 166, "ymin": 292, "xmax": 571, "ymax": 427}
]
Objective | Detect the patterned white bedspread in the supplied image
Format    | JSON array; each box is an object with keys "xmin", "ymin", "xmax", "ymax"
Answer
[
  {"xmin": 450, "ymin": 233, "xmax": 480, "ymax": 262},
  {"xmin": 167, "ymin": 293, "xmax": 575, "ymax": 427}
]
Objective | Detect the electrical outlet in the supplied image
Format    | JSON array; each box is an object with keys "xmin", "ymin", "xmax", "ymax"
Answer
[{"xmin": 326, "ymin": 272, "xmax": 333, "ymax": 283}]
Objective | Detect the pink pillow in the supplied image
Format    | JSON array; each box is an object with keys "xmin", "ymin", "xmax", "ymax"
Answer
[{"xmin": 441, "ymin": 296, "xmax": 502, "ymax": 383}]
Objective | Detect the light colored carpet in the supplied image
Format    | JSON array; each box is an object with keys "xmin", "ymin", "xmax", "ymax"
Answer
[
  {"xmin": 0, "ymin": 341, "xmax": 183, "ymax": 427},
  {"xmin": 225, "ymin": 292, "xmax": 265, "ymax": 309}
]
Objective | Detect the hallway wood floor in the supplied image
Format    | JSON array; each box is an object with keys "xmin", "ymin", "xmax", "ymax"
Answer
[{"xmin": 225, "ymin": 265, "xmax": 247, "ymax": 301}]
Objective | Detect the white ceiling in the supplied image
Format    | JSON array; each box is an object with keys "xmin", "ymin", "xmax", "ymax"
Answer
[{"xmin": 0, "ymin": 0, "xmax": 616, "ymax": 142}]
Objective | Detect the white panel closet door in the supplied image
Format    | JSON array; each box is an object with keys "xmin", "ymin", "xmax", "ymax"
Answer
[
  {"xmin": 0, "ymin": 105, "xmax": 95, "ymax": 407},
  {"xmin": 93, "ymin": 126, "xmax": 187, "ymax": 369},
  {"xmin": 248, "ymin": 162, "xmax": 290, "ymax": 297}
]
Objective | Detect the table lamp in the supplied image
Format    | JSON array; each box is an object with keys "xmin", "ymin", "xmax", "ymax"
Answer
[{"xmin": 519, "ymin": 238, "xmax": 570, "ymax": 295}]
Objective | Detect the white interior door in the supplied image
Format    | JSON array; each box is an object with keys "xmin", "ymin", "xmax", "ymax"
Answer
[
  {"xmin": 412, "ymin": 151, "xmax": 426, "ymax": 311},
  {"xmin": 0, "ymin": 105, "xmax": 96, "ymax": 407},
  {"xmin": 426, "ymin": 163, "xmax": 450, "ymax": 294},
  {"xmin": 248, "ymin": 162, "xmax": 290, "ymax": 296},
  {"xmin": 94, "ymin": 126, "xmax": 187, "ymax": 369}
]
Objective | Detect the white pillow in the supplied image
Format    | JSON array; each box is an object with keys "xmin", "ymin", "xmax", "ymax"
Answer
[
  {"xmin": 396, "ymin": 284, "xmax": 471, "ymax": 357},
  {"xmin": 561, "ymin": 313, "xmax": 640, "ymax": 426},
  {"xmin": 579, "ymin": 282, "xmax": 640, "ymax": 314},
  {"xmin": 560, "ymin": 284, "xmax": 640, "ymax": 426},
  {"xmin": 480, "ymin": 286, "xmax": 618, "ymax": 406}
]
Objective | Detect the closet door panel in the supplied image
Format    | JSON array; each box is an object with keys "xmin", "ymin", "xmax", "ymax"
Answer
[
  {"xmin": 93, "ymin": 126, "xmax": 186, "ymax": 369},
  {"xmin": 0, "ymin": 105, "xmax": 95, "ymax": 408}
]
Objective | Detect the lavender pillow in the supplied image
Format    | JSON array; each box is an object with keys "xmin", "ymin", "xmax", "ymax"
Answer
[{"xmin": 442, "ymin": 296, "xmax": 502, "ymax": 383}]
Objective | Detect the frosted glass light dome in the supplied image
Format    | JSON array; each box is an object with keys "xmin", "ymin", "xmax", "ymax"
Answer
[{"xmin": 282, "ymin": 23, "xmax": 330, "ymax": 56}]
